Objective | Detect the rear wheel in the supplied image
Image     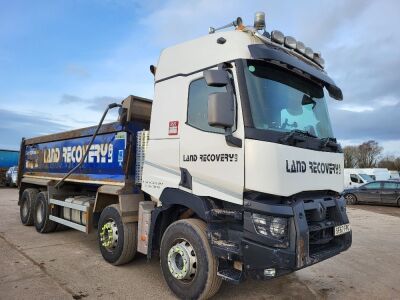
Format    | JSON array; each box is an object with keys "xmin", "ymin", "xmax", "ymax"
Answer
[
  {"xmin": 34, "ymin": 191, "xmax": 58, "ymax": 233},
  {"xmin": 98, "ymin": 204, "xmax": 137, "ymax": 265},
  {"xmin": 20, "ymin": 188, "xmax": 39, "ymax": 226},
  {"xmin": 345, "ymin": 193, "xmax": 357, "ymax": 205},
  {"xmin": 160, "ymin": 219, "xmax": 222, "ymax": 300}
]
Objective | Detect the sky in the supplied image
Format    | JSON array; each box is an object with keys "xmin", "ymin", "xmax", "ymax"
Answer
[{"xmin": 0, "ymin": 0, "xmax": 399, "ymax": 155}]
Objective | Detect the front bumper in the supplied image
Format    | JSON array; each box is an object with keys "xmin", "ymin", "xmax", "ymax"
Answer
[{"xmin": 241, "ymin": 196, "xmax": 352, "ymax": 280}]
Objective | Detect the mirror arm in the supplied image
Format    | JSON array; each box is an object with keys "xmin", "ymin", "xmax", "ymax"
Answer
[{"xmin": 225, "ymin": 128, "xmax": 242, "ymax": 148}]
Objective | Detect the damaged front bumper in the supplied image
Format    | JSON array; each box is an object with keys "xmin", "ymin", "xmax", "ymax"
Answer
[{"xmin": 241, "ymin": 196, "xmax": 352, "ymax": 280}]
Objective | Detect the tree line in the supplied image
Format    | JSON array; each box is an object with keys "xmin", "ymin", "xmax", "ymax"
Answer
[{"xmin": 343, "ymin": 140, "xmax": 400, "ymax": 170}]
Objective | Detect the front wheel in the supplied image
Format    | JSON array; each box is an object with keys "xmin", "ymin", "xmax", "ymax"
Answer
[
  {"xmin": 345, "ymin": 193, "xmax": 357, "ymax": 205},
  {"xmin": 160, "ymin": 219, "xmax": 222, "ymax": 300},
  {"xmin": 98, "ymin": 204, "xmax": 137, "ymax": 266}
]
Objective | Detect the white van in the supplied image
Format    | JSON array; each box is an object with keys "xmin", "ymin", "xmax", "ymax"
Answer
[
  {"xmin": 389, "ymin": 170, "xmax": 400, "ymax": 180},
  {"xmin": 344, "ymin": 169, "xmax": 374, "ymax": 188},
  {"xmin": 360, "ymin": 168, "xmax": 390, "ymax": 181}
]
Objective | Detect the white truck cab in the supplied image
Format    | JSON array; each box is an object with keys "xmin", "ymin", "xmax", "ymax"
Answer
[{"xmin": 140, "ymin": 13, "xmax": 351, "ymax": 298}]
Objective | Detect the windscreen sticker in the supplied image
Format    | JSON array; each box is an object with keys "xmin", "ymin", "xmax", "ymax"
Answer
[{"xmin": 168, "ymin": 121, "xmax": 179, "ymax": 135}]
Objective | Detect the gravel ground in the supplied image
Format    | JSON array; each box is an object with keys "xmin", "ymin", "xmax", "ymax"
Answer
[{"xmin": 0, "ymin": 187, "xmax": 399, "ymax": 299}]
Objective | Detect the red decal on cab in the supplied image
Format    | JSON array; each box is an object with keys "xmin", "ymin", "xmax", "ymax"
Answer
[{"xmin": 168, "ymin": 121, "xmax": 179, "ymax": 135}]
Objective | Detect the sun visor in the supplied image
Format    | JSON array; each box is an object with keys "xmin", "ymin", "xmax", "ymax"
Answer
[{"xmin": 248, "ymin": 44, "xmax": 343, "ymax": 100}]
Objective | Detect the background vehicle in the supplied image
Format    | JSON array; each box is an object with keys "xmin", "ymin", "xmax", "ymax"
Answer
[
  {"xmin": 344, "ymin": 181, "xmax": 400, "ymax": 206},
  {"xmin": 5, "ymin": 166, "xmax": 18, "ymax": 187},
  {"xmin": 344, "ymin": 168, "xmax": 374, "ymax": 188},
  {"xmin": 0, "ymin": 149, "xmax": 19, "ymax": 186},
  {"xmin": 389, "ymin": 170, "xmax": 400, "ymax": 181},
  {"xmin": 359, "ymin": 168, "xmax": 390, "ymax": 181},
  {"xmin": 16, "ymin": 13, "xmax": 351, "ymax": 299}
]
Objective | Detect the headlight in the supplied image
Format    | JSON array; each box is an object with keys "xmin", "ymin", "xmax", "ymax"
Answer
[{"xmin": 252, "ymin": 213, "xmax": 288, "ymax": 239}]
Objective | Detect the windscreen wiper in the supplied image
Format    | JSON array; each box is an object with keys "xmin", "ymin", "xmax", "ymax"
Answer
[
  {"xmin": 320, "ymin": 137, "xmax": 341, "ymax": 151},
  {"xmin": 279, "ymin": 129, "xmax": 316, "ymax": 145}
]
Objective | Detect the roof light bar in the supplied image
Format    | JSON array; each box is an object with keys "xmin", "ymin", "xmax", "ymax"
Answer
[
  {"xmin": 284, "ymin": 36, "xmax": 296, "ymax": 49},
  {"xmin": 271, "ymin": 30, "xmax": 284, "ymax": 44},
  {"xmin": 304, "ymin": 47, "xmax": 314, "ymax": 60},
  {"xmin": 313, "ymin": 52, "xmax": 325, "ymax": 68},
  {"xmin": 295, "ymin": 41, "xmax": 306, "ymax": 54}
]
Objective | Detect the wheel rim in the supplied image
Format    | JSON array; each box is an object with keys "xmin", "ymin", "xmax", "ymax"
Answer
[
  {"xmin": 167, "ymin": 239, "xmax": 197, "ymax": 281},
  {"xmin": 100, "ymin": 220, "xmax": 118, "ymax": 251},
  {"xmin": 22, "ymin": 199, "xmax": 29, "ymax": 218},
  {"xmin": 36, "ymin": 201, "xmax": 44, "ymax": 224},
  {"xmin": 346, "ymin": 195, "xmax": 354, "ymax": 204}
]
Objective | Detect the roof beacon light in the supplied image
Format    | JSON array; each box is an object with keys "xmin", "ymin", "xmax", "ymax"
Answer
[
  {"xmin": 284, "ymin": 36, "xmax": 296, "ymax": 49},
  {"xmin": 296, "ymin": 41, "xmax": 306, "ymax": 54},
  {"xmin": 313, "ymin": 52, "xmax": 325, "ymax": 68},
  {"xmin": 254, "ymin": 11, "xmax": 266, "ymax": 30},
  {"xmin": 271, "ymin": 30, "xmax": 284, "ymax": 44},
  {"xmin": 209, "ymin": 17, "xmax": 243, "ymax": 34},
  {"xmin": 305, "ymin": 47, "xmax": 314, "ymax": 59}
]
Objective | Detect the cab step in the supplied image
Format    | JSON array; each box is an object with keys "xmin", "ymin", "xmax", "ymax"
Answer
[{"xmin": 217, "ymin": 268, "xmax": 243, "ymax": 284}]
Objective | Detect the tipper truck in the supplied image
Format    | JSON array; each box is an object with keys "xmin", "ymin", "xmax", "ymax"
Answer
[{"xmin": 17, "ymin": 12, "xmax": 351, "ymax": 299}]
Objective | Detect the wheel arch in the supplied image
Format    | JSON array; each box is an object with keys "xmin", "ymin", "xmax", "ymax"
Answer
[
  {"xmin": 147, "ymin": 188, "xmax": 213, "ymax": 259},
  {"xmin": 344, "ymin": 192, "xmax": 358, "ymax": 204}
]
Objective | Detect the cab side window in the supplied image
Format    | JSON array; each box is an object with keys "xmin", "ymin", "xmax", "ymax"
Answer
[{"xmin": 187, "ymin": 78, "xmax": 227, "ymax": 134}]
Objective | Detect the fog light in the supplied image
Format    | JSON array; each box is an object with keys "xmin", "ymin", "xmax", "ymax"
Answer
[{"xmin": 264, "ymin": 268, "xmax": 276, "ymax": 277}]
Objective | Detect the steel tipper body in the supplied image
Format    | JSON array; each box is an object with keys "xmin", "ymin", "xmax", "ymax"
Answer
[{"xmin": 17, "ymin": 12, "xmax": 351, "ymax": 300}]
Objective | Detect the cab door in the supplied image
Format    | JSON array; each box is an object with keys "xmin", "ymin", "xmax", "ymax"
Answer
[{"xmin": 179, "ymin": 67, "xmax": 245, "ymax": 205}]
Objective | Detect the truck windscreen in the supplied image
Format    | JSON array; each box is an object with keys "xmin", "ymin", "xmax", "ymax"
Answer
[{"xmin": 244, "ymin": 60, "xmax": 334, "ymax": 139}]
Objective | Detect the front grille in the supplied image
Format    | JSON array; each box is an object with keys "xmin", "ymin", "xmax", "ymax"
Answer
[{"xmin": 304, "ymin": 204, "xmax": 336, "ymax": 254}]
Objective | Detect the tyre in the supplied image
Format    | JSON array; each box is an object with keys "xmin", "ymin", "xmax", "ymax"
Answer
[
  {"xmin": 98, "ymin": 204, "xmax": 137, "ymax": 266},
  {"xmin": 34, "ymin": 191, "xmax": 58, "ymax": 233},
  {"xmin": 20, "ymin": 188, "xmax": 39, "ymax": 226},
  {"xmin": 160, "ymin": 219, "xmax": 222, "ymax": 300},
  {"xmin": 345, "ymin": 193, "xmax": 357, "ymax": 205}
]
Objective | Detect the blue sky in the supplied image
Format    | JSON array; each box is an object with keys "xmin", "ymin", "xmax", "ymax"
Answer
[{"xmin": 1, "ymin": 0, "xmax": 399, "ymax": 155}]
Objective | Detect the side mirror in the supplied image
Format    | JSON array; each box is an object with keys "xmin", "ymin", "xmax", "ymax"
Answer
[
  {"xmin": 203, "ymin": 70, "xmax": 229, "ymax": 87},
  {"xmin": 208, "ymin": 92, "xmax": 234, "ymax": 128}
]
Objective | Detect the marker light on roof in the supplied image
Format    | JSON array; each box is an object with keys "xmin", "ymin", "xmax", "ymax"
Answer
[
  {"xmin": 305, "ymin": 47, "xmax": 314, "ymax": 59},
  {"xmin": 271, "ymin": 30, "xmax": 284, "ymax": 44},
  {"xmin": 284, "ymin": 36, "xmax": 296, "ymax": 49},
  {"xmin": 296, "ymin": 41, "xmax": 306, "ymax": 54}
]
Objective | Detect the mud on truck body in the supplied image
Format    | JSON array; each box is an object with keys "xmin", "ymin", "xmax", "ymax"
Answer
[{"xmin": 17, "ymin": 12, "xmax": 351, "ymax": 299}]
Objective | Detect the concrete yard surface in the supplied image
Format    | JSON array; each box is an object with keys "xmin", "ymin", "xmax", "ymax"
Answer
[{"xmin": 0, "ymin": 187, "xmax": 399, "ymax": 299}]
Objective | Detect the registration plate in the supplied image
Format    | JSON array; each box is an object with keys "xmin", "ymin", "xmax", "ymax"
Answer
[{"xmin": 334, "ymin": 224, "xmax": 351, "ymax": 236}]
